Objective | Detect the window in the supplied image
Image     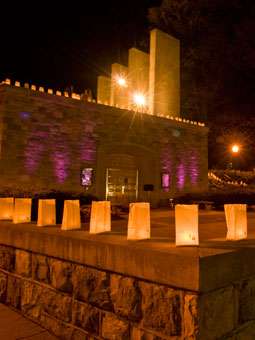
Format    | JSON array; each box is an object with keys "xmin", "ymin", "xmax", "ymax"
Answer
[{"xmin": 81, "ymin": 168, "xmax": 93, "ymax": 186}]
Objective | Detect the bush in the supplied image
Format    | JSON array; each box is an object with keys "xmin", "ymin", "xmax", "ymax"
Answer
[{"xmin": 174, "ymin": 187, "xmax": 255, "ymax": 209}]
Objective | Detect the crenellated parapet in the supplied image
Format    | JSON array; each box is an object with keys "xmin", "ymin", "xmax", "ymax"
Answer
[{"xmin": 0, "ymin": 78, "xmax": 205, "ymax": 127}]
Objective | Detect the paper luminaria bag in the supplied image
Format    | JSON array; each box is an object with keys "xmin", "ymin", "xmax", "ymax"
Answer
[
  {"xmin": 13, "ymin": 198, "xmax": 32, "ymax": 224},
  {"xmin": 37, "ymin": 199, "xmax": 56, "ymax": 227},
  {"xmin": 224, "ymin": 204, "xmax": 247, "ymax": 240},
  {"xmin": 127, "ymin": 202, "xmax": 150, "ymax": 240},
  {"xmin": 0, "ymin": 197, "xmax": 14, "ymax": 220},
  {"xmin": 89, "ymin": 201, "xmax": 111, "ymax": 234},
  {"xmin": 175, "ymin": 204, "xmax": 199, "ymax": 246},
  {"xmin": 61, "ymin": 200, "xmax": 81, "ymax": 230}
]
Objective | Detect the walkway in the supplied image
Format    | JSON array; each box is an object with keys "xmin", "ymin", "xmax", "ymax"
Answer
[{"xmin": 0, "ymin": 304, "xmax": 58, "ymax": 340}]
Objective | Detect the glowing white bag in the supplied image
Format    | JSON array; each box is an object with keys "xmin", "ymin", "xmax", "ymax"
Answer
[
  {"xmin": 37, "ymin": 199, "xmax": 56, "ymax": 227},
  {"xmin": 127, "ymin": 203, "xmax": 150, "ymax": 240},
  {"xmin": 89, "ymin": 201, "xmax": 111, "ymax": 234},
  {"xmin": 61, "ymin": 200, "xmax": 81, "ymax": 230},
  {"xmin": 224, "ymin": 204, "xmax": 247, "ymax": 240},
  {"xmin": 13, "ymin": 198, "xmax": 32, "ymax": 224},
  {"xmin": 0, "ymin": 197, "xmax": 14, "ymax": 220},
  {"xmin": 175, "ymin": 205, "xmax": 199, "ymax": 246}
]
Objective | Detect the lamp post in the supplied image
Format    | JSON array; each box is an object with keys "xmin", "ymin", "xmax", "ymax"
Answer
[{"xmin": 232, "ymin": 145, "xmax": 239, "ymax": 177}]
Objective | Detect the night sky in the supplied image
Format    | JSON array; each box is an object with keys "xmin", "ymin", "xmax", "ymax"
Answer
[{"xmin": 1, "ymin": 1, "xmax": 161, "ymax": 98}]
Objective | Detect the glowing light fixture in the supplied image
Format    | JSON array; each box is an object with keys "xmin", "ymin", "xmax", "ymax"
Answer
[
  {"xmin": 118, "ymin": 78, "xmax": 126, "ymax": 86},
  {"xmin": 61, "ymin": 200, "xmax": 81, "ymax": 230},
  {"xmin": 232, "ymin": 145, "xmax": 239, "ymax": 153},
  {"xmin": 89, "ymin": 201, "xmax": 111, "ymax": 234},
  {"xmin": 127, "ymin": 203, "xmax": 150, "ymax": 240},
  {"xmin": 224, "ymin": 204, "xmax": 247, "ymax": 240},
  {"xmin": 0, "ymin": 197, "xmax": 14, "ymax": 220},
  {"xmin": 175, "ymin": 205, "xmax": 199, "ymax": 246},
  {"xmin": 37, "ymin": 199, "xmax": 56, "ymax": 227},
  {"xmin": 116, "ymin": 75, "xmax": 127, "ymax": 87},
  {"xmin": 13, "ymin": 198, "xmax": 32, "ymax": 224},
  {"xmin": 133, "ymin": 92, "xmax": 146, "ymax": 106}
]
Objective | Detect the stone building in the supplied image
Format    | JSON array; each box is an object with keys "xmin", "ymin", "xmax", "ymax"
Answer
[
  {"xmin": 0, "ymin": 83, "xmax": 207, "ymax": 207},
  {"xmin": 0, "ymin": 29, "xmax": 208, "ymax": 207},
  {"xmin": 98, "ymin": 29, "xmax": 180, "ymax": 118}
]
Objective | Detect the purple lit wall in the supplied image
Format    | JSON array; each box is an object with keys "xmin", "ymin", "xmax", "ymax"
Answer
[
  {"xmin": 78, "ymin": 134, "xmax": 97, "ymax": 165},
  {"xmin": 177, "ymin": 162, "xmax": 186, "ymax": 190},
  {"xmin": 0, "ymin": 85, "xmax": 208, "ymax": 201},
  {"xmin": 24, "ymin": 131, "xmax": 47, "ymax": 175},
  {"xmin": 11, "ymin": 100, "xmax": 99, "ymax": 188},
  {"xmin": 189, "ymin": 147, "xmax": 199, "ymax": 186},
  {"xmin": 50, "ymin": 149, "xmax": 70, "ymax": 184},
  {"xmin": 160, "ymin": 144, "xmax": 173, "ymax": 192},
  {"xmin": 159, "ymin": 129, "xmax": 201, "ymax": 193}
]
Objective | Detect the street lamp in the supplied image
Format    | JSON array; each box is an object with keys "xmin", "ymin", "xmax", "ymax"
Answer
[{"xmin": 231, "ymin": 144, "xmax": 239, "ymax": 177}]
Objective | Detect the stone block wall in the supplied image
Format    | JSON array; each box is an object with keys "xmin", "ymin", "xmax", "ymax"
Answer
[
  {"xmin": 1, "ymin": 243, "xmax": 255, "ymax": 340},
  {"xmin": 0, "ymin": 84, "xmax": 208, "ymax": 205}
]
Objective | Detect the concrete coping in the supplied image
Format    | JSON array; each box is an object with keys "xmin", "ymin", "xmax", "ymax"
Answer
[{"xmin": 1, "ymin": 221, "xmax": 255, "ymax": 293}]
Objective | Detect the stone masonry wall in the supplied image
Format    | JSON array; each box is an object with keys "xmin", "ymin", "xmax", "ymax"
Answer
[
  {"xmin": 1, "ymin": 243, "xmax": 255, "ymax": 340},
  {"xmin": 0, "ymin": 85, "xmax": 208, "ymax": 204}
]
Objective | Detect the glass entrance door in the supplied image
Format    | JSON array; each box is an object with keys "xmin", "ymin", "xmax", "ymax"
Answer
[{"xmin": 106, "ymin": 168, "xmax": 138, "ymax": 204}]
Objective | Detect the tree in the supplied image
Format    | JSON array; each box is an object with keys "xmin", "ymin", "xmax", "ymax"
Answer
[{"xmin": 148, "ymin": 0, "xmax": 255, "ymax": 169}]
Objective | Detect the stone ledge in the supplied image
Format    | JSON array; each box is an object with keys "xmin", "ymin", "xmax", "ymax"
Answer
[{"xmin": 1, "ymin": 221, "xmax": 255, "ymax": 293}]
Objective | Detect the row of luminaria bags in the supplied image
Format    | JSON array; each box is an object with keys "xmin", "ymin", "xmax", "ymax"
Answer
[{"xmin": 0, "ymin": 198, "xmax": 247, "ymax": 245}]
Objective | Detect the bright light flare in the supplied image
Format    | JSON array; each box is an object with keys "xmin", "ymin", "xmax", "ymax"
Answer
[
  {"xmin": 232, "ymin": 145, "xmax": 239, "ymax": 153},
  {"xmin": 116, "ymin": 76, "xmax": 127, "ymax": 87},
  {"xmin": 133, "ymin": 92, "xmax": 146, "ymax": 106}
]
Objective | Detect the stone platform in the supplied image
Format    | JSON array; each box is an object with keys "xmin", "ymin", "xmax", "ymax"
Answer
[{"xmin": 1, "ymin": 211, "xmax": 255, "ymax": 339}]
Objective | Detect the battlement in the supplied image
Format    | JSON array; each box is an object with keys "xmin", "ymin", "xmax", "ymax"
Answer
[{"xmin": 0, "ymin": 78, "xmax": 205, "ymax": 127}]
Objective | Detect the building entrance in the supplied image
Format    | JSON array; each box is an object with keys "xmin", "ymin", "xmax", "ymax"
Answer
[
  {"xmin": 106, "ymin": 168, "xmax": 138, "ymax": 204},
  {"xmin": 106, "ymin": 153, "xmax": 138, "ymax": 204}
]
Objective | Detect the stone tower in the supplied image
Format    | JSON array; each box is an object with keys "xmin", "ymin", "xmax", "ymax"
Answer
[
  {"xmin": 149, "ymin": 29, "xmax": 180, "ymax": 117},
  {"xmin": 97, "ymin": 28, "xmax": 180, "ymax": 117}
]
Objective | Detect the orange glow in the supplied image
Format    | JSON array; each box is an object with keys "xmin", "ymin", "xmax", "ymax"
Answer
[
  {"xmin": 89, "ymin": 201, "xmax": 111, "ymax": 234},
  {"xmin": 232, "ymin": 145, "xmax": 239, "ymax": 153},
  {"xmin": 61, "ymin": 200, "xmax": 81, "ymax": 230},
  {"xmin": 133, "ymin": 92, "xmax": 146, "ymax": 106},
  {"xmin": 175, "ymin": 205, "xmax": 199, "ymax": 246},
  {"xmin": 224, "ymin": 204, "xmax": 247, "ymax": 240},
  {"xmin": 127, "ymin": 203, "xmax": 150, "ymax": 240},
  {"xmin": 37, "ymin": 199, "xmax": 56, "ymax": 227},
  {"xmin": 0, "ymin": 197, "xmax": 14, "ymax": 220},
  {"xmin": 13, "ymin": 198, "xmax": 32, "ymax": 224},
  {"xmin": 116, "ymin": 76, "xmax": 127, "ymax": 87}
]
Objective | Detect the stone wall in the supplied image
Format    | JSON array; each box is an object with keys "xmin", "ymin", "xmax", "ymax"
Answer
[
  {"xmin": 0, "ymin": 84, "xmax": 208, "ymax": 205},
  {"xmin": 0, "ymin": 244, "xmax": 188, "ymax": 339},
  {"xmin": 1, "ymin": 241, "xmax": 255, "ymax": 340}
]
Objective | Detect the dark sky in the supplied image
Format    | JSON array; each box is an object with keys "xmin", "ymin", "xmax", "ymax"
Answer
[{"xmin": 1, "ymin": 1, "xmax": 161, "ymax": 97}]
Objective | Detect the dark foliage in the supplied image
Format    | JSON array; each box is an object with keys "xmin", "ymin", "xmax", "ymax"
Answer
[
  {"xmin": 174, "ymin": 188, "xmax": 255, "ymax": 209},
  {"xmin": 0, "ymin": 183, "xmax": 98, "ymax": 222},
  {"xmin": 148, "ymin": 0, "xmax": 255, "ymax": 169}
]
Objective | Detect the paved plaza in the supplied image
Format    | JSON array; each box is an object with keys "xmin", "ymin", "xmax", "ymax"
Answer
[
  {"xmin": 93, "ymin": 208, "xmax": 255, "ymax": 241},
  {"xmin": 1, "ymin": 208, "xmax": 255, "ymax": 339}
]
